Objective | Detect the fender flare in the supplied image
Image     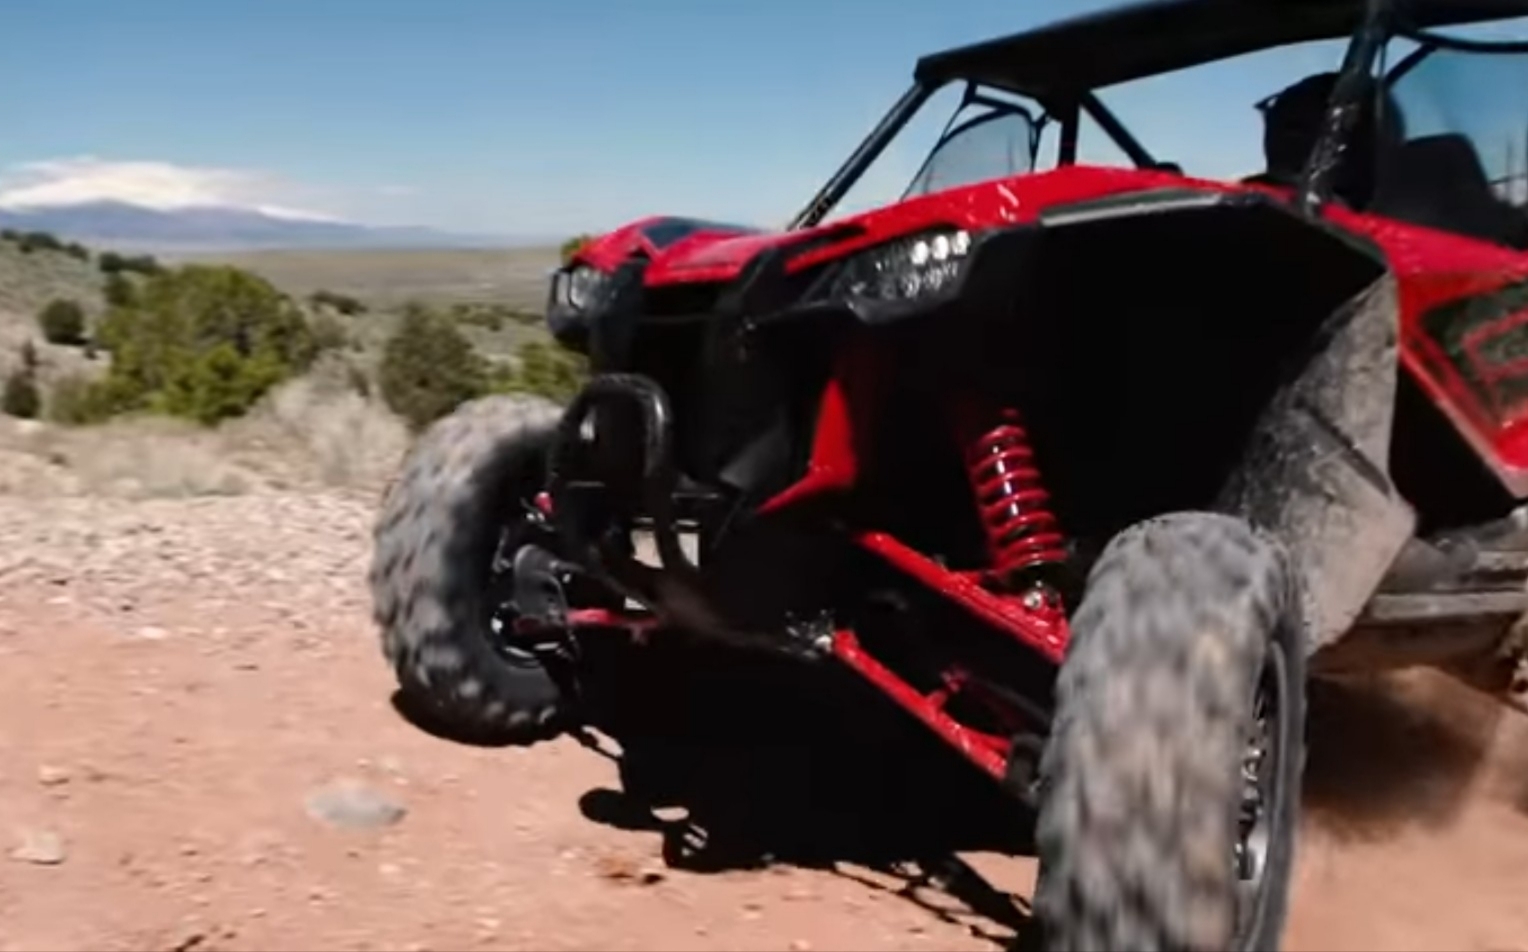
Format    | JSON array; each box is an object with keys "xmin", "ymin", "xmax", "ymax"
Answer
[{"xmin": 1217, "ymin": 273, "xmax": 1416, "ymax": 653}]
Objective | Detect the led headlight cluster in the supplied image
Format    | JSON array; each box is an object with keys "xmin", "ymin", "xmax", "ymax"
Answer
[
  {"xmin": 556, "ymin": 264, "xmax": 610, "ymax": 311},
  {"xmin": 828, "ymin": 227, "xmax": 974, "ymax": 302}
]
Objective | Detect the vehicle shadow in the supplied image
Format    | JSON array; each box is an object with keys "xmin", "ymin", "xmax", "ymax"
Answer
[
  {"xmin": 1301, "ymin": 669, "xmax": 1508, "ymax": 842},
  {"xmin": 570, "ymin": 637, "xmax": 1035, "ymax": 949},
  {"xmin": 388, "ymin": 636, "xmax": 1035, "ymax": 946}
]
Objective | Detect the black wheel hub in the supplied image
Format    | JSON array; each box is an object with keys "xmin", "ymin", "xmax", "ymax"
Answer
[{"xmin": 486, "ymin": 503, "xmax": 580, "ymax": 669}]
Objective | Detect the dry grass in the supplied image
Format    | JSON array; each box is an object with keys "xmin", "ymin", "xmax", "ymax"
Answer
[{"xmin": 0, "ymin": 354, "xmax": 410, "ymax": 500}]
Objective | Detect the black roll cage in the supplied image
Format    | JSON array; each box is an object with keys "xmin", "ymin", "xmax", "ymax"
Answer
[
  {"xmin": 785, "ymin": 81, "xmax": 1158, "ymax": 231},
  {"xmin": 787, "ymin": 0, "xmax": 1527, "ymax": 231}
]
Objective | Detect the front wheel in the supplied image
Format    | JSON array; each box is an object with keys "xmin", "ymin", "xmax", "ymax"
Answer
[
  {"xmin": 1033, "ymin": 512, "xmax": 1306, "ymax": 952},
  {"xmin": 369, "ymin": 394, "xmax": 573, "ymax": 744}
]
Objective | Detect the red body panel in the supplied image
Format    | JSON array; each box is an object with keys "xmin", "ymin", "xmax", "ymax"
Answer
[{"xmin": 575, "ymin": 164, "xmax": 1528, "ymax": 497}]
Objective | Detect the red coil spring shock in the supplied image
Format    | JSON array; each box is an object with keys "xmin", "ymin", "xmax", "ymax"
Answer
[{"xmin": 953, "ymin": 398, "xmax": 1067, "ymax": 588}]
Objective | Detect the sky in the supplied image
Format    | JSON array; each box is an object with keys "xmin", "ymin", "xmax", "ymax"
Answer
[{"xmin": 0, "ymin": 1, "xmax": 1521, "ymax": 238}]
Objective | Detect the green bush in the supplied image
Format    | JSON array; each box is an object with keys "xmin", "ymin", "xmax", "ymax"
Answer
[
  {"xmin": 309, "ymin": 289, "xmax": 366, "ymax": 316},
  {"xmin": 379, "ymin": 304, "xmax": 488, "ymax": 431},
  {"xmin": 2, "ymin": 368, "xmax": 40, "ymax": 419},
  {"xmin": 90, "ymin": 264, "xmax": 317, "ymax": 424},
  {"xmin": 495, "ymin": 339, "xmax": 586, "ymax": 404},
  {"xmin": 97, "ymin": 251, "xmax": 163, "ymax": 277},
  {"xmin": 103, "ymin": 272, "xmax": 136, "ymax": 308},
  {"xmin": 46, "ymin": 373, "xmax": 111, "ymax": 425},
  {"xmin": 37, "ymin": 299, "xmax": 88, "ymax": 345}
]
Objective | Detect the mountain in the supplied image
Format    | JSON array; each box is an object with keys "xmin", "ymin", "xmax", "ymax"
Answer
[{"xmin": 0, "ymin": 201, "xmax": 531, "ymax": 252}]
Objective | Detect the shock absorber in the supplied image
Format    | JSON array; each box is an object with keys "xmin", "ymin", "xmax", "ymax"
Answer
[{"xmin": 951, "ymin": 396, "xmax": 1068, "ymax": 593}]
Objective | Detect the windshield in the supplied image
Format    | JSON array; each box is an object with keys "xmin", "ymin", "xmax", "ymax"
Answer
[
  {"xmin": 902, "ymin": 103, "xmax": 1040, "ymax": 199},
  {"xmin": 1372, "ymin": 24, "xmax": 1528, "ymax": 248}
]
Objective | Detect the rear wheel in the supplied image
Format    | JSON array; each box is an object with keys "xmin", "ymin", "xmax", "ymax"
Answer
[
  {"xmin": 1032, "ymin": 512, "xmax": 1305, "ymax": 951},
  {"xmin": 369, "ymin": 394, "xmax": 573, "ymax": 744}
]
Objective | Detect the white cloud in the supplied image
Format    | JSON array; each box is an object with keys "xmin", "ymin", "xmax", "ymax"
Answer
[{"xmin": 0, "ymin": 156, "xmax": 347, "ymax": 222}]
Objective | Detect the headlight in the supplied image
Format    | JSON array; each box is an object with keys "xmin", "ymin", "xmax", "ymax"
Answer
[
  {"xmin": 827, "ymin": 227, "xmax": 974, "ymax": 302},
  {"xmin": 556, "ymin": 264, "xmax": 610, "ymax": 310}
]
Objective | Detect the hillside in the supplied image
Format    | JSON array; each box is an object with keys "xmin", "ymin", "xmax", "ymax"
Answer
[
  {"xmin": 0, "ymin": 235, "xmax": 107, "ymax": 385},
  {"xmin": 0, "ymin": 234, "xmax": 570, "ymax": 497}
]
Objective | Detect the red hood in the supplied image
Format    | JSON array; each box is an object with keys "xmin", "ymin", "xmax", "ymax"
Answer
[
  {"xmin": 572, "ymin": 166, "xmax": 1237, "ymax": 286},
  {"xmin": 574, "ymin": 164, "xmax": 1528, "ymax": 290}
]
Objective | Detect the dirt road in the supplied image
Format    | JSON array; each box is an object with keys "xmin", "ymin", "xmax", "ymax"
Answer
[{"xmin": 3, "ymin": 492, "xmax": 1528, "ymax": 951}]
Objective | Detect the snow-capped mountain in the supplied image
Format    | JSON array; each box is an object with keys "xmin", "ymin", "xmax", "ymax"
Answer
[{"xmin": 0, "ymin": 200, "xmax": 515, "ymax": 252}]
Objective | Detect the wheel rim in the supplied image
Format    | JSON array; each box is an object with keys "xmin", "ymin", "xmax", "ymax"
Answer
[
  {"xmin": 484, "ymin": 499, "xmax": 565, "ymax": 669},
  {"xmin": 1233, "ymin": 639, "xmax": 1290, "ymax": 946}
]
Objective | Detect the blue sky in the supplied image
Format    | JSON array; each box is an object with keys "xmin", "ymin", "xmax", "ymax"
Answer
[{"xmin": 0, "ymin": 1, "xmax": 1519, "ymax": 238}]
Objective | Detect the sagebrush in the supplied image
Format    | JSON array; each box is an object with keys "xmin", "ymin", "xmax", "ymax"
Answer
[
  {"xmin": 38, "ymin": 299, "xmax": 88, "ymax": 346},
  {"xmin": 379, "ymin": 302, "xmax": 587, "ymax": 429},
  {"xmin": 86, "ymin": 264, "xmax": 318, "ymax": 424}
]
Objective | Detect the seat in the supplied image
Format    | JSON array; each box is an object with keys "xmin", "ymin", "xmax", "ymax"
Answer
[{"xmin": 1370, "ymin": 133, "xmax": 1528, "ymax": 249}]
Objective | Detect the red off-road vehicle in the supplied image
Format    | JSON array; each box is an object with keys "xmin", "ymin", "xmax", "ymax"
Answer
[{"xmin": 370, "ymin": 1, "xmax": 1528, "ymax": 947}]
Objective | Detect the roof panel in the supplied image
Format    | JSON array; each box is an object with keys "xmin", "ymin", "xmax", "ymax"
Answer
[{"xmin": 914, "ymin": 0, "xmax": 1528, "ymax": 98}]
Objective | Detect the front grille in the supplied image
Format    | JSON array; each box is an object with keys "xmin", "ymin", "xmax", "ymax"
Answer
[{"xmin": 642, "ymin": 282, "xmax": 725, "ymax": 319}]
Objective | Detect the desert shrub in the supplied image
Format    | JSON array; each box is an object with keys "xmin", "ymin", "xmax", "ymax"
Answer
[
  {"xmin": 560, "ymin": 234, "xmax": 593, "ymax": 264},
  {"xmin": 62, "ymin": 242, "xmax": 90, "ymax": 262},
  {"xmin": 449, "ymin": 302, "xmax": 505, "ymax": 332},
  {"xmin": 496, "ymin": 339, "xmax": 586, "ymax": 404},
  {"xmin": 309, "ymin": 289, "xmax": 366, "ymax": 316},
  {"xmin": 309, "ymin": 311, "xmax": 350, "ymax": 352},
  {"xmin": 2, "ymin": 368, "xmax": 40, "ymax": 419},
  {"xmin": 91, "ymin": 264, "xmax": 317, "ymax": 424},
  {"xmin": 13, "ymin": 230, "xmax": 66, "ymax": 255},
  {"xmin": 481, "ymin": 339, "xmax": 586, "ymax": 404},
  {"xmin": 378, "ymin": 303, "xmax": 488, "ymax": 430},
  {"xmin": 103, "ymin": 272, "xmax": 136, "ymax": 308},
  {"xmin": 37, "ymin": 299, "xmax": 88, "ymax": 345},
  {"xmin": 46, "ymin": 373, "xmax": 112, "ymax": 425},
  {"xmin": 97, "ymin": 251, "xmax": 163, "ymax": 277}
]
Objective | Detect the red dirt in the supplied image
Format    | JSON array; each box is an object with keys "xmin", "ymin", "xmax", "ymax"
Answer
[{"xmin": 3, "ymin": 493, "xmax": 1528, "ymax": 951}]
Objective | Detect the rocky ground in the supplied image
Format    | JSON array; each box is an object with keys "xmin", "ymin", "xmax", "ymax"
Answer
[{"xmin": 4, "ymin": 475, "xmax": 1528, "ymax": 950}]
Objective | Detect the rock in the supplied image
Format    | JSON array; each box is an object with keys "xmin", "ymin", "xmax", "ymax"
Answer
[
  {"xmin": 10, "ymin": 828, "xmax": 66, "ymax": 865},
  {"xmin": 36, "ymin": 764, "xmax": 70, "ymax": 786},
  {"xmin": 305, "ymin": 778, "xmax": 407, "ymax": 830}
]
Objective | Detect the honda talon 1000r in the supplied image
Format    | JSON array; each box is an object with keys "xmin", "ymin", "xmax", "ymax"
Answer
[{"xmin": 370, "ymin": 1, "xmax": 1528, "ymax": 948}]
